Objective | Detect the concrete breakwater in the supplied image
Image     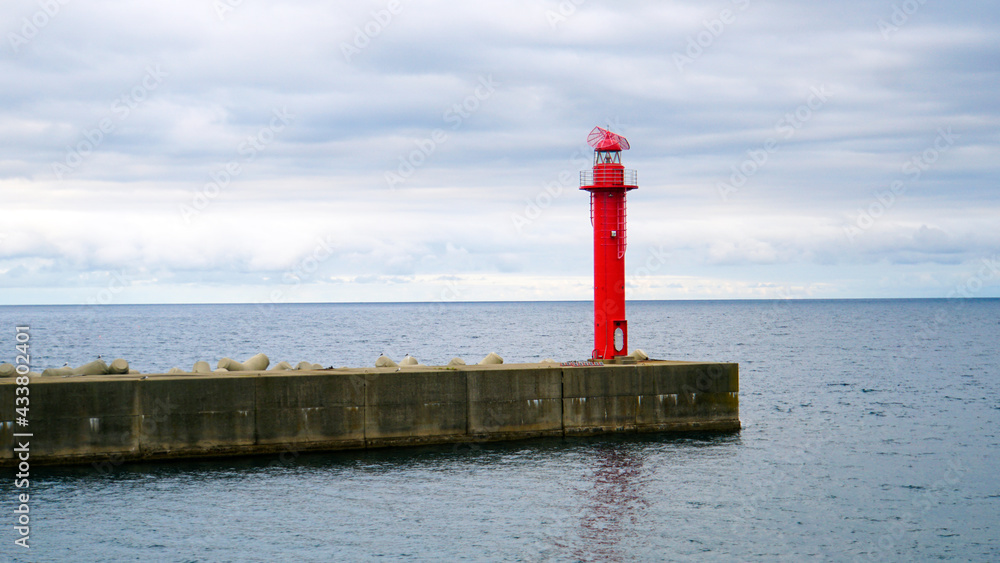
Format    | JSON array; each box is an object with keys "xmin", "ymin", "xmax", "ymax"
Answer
[{"xmin": 0, "ymin": 361, "xmax": 739, "ymax": 467}]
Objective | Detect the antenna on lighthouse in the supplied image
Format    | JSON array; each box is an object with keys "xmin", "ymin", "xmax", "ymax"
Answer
[
  {"xmin": 587, "ymin": 126, "xmax": 630, "ymax": 151},
  {"xmin": 580, "ymin": 126, "xmax": 638, "ymax": 360}
]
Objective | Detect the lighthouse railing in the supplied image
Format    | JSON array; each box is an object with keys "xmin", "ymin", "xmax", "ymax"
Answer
[{"xmin": 580, "ymin": 169, "xmax": 637, "ymax": 187}]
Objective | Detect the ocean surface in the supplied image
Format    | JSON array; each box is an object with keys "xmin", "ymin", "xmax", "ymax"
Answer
[{"xmin": 1, "ymin": 299, "xmax": 998, "ymax": 561}]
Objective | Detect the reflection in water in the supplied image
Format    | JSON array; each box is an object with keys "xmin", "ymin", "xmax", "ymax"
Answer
[{"xmin": 573, "ymin": 444, "xmax": 649, "ymax": 562}]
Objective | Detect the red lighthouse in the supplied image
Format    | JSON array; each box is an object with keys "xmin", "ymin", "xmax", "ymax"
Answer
[{"xmin": 581, "ymin": 126, "xmax": 637, "ymax": 360}]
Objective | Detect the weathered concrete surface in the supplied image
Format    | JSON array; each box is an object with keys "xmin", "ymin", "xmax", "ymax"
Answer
[
  {"xmin": 467, "ymin": 368, "xmax": 563, "ymax": 440},
  {"xmin": 14, "ymin": 378, "xmax": 140, "ymax": 462},
  {"xmin": 0, "ymin": 361, "xmax": 739, "ymax": 467},
  {"xmin": 255, "ymin": 373, "xmax": 365, "ymax": 449},
  {"xmin": 138, "ymin": 377, "xmax": 256, "ymax": 459},
  {"xmin": 365, "ymin": 370, "xmax": 467, "ymax": 447},
  {"xmin": 634, "ymin": 362, "xmax": 740, "ymax": 432}
]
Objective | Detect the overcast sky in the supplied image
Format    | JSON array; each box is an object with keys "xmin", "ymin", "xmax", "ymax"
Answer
[{"xmin": 1, "ymin": 0, "xmax": 998, "ymax": 305}]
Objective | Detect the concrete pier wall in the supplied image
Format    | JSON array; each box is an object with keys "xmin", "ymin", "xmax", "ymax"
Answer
[{"xmin": 0, "ymin": 361, "xmax": 739, "ymax": 467}]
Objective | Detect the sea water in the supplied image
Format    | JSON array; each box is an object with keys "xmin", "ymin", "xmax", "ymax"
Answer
[{"xmin": 0, "ymin": 299, "xmax": 998, "ymax": 561}]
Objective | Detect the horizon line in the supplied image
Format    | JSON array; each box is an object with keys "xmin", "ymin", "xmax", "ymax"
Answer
[{"xmin": 1, "ymin": 296, "xmax": 998, "ymax": 307}]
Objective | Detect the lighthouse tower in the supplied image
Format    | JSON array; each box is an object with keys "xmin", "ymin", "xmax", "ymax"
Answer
[{"xmin": 580, "ymin": 126, "xmax": 638, "ymax": 360}]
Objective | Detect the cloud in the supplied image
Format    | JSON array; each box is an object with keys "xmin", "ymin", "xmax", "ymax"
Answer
[{"xmin": 0, "ymin": 0, "xmax": 998, "ymax": 303}]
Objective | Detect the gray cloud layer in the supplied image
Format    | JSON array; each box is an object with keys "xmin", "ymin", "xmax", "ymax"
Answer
[{"xmin": 1, "ymin": 0, "xmax": 998, "ymax": 303}]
